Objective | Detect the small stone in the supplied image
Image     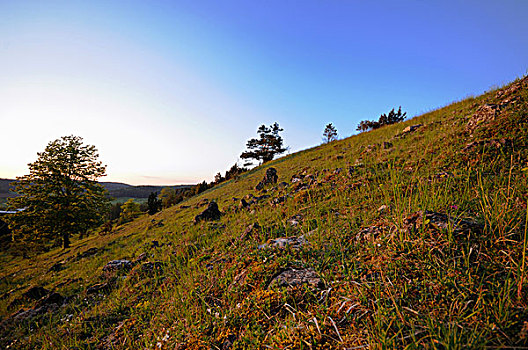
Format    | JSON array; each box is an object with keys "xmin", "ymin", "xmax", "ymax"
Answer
[
  {"xmin": 268, "ymin": 268, "xmax": 322, "ymax": 289},
  {"xmin": 377, "ymin": 205, "xmax": 388, "ymax": 213},
  {"xmin": 86, "ymin": 283, "xmax": 110, "ymax": 295},
  {"xmin": 135, "ymin": 253, "xmax": 148, "ymax": 263},
  {"xmin": 401, "ymin": 124, "xmax": 423, "ymax": 134},
  {"xmin": 102, "ymin": 260, "xmax": 133, "ymax": 272},
  {"xmin": 239, "ymin": 223, "xmax": 260, "ymax": 241}
]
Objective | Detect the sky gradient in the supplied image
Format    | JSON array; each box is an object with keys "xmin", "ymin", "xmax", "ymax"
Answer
[{"xmin": 1, "ymin": 0, "xmax": 527, "ymax": 185}]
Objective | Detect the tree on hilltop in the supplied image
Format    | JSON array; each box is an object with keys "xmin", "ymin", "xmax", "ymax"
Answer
[
  {"xmin": 357, "ymin": 106, "xmax": 407, "ymax": 132},
  {"xmin": 323, "ymin": 123, "xmax": 338, "ymax": 143},
  {"xmin": 6, "ymin": 135, "xmax": 109, "ymax": 249},
  {"xmin": 240, "ymin": 122, "xmax": 287, "ymax": 164}
]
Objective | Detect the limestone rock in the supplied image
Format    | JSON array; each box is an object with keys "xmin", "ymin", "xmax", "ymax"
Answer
[
  {"xmin": 259, "ymin": 236, "xmax": 308, "ymax": 250},
  {"xmin": 268, "ymin": 268, "xmax": 322, "ymax": 289},
  {"xmin": 194, "ymin": 202, "xmax": 222, "ymax": 223},
  {"xmin": 466, "ymin": 104, "xmax": 499, "ymax": 134},
  {"xmin": 255, "ymin": 167, "xmax": 278, "ymax": 190},
  {"xmin": 401, "ymin": 124, "xmax": 423, "ymax": 134},
  {"xmin": 102, "ymin": 260, "xmax": 133, "ymax": 272}
]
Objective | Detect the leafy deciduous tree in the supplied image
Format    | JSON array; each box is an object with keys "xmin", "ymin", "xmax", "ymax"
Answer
[
  {"xmin": 120, "ymin": 199, "xmax": 141, "ymax": 222},
  {"xmin": 6, "ymin": 135, "xmax": 109, "ymax": 249}
]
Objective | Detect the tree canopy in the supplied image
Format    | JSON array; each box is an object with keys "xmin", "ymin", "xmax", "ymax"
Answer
[
  {"xmin": 240, "ymin": 122, "xmax": 287, "ymax": 164},
  {"xmin": 6, "ymin": 135, "xmax": 109, "ymax": 249}
]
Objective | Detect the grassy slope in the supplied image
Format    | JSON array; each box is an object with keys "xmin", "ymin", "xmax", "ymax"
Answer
[{"xmin": 1, "ymin": 76, "xmax": 528, "ymax": 349}]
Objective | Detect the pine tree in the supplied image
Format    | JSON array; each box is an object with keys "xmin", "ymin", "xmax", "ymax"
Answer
[
  {"xmin": 323, "ymin": 123, "xmax": 338, "ymax": 143},
  {"xmin": 240, "ymin": 122, "xmax": 287, "ymax": 164}
]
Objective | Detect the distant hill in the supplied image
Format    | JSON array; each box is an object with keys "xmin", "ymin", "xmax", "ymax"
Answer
[
  {"xmin": 0, "ymin": 179, "xmax": 17, "ymax": 199},
  {"xmin": 0, "ymin": 178, "xmax": 192, "ymax": 200}
]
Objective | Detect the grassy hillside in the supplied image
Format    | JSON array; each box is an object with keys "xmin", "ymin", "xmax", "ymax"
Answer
[{"xmin": 1, "ymin": 76, "xmax": 527, "ymax": 349}]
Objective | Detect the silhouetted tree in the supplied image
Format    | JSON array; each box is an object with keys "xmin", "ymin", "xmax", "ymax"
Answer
[
  {"xmin": 323, "ymin": 123, "xmax": 338, "ymax": 143},
  {"xmin": 240, "ymin": 122, "xmax": 287, "ymax": 164},
  {"xmin": 147, "ymin": 191, "xmax": 162, "ymax": 215},
  {"xmin": 214, "ymin": 172, "xmax": 224, "ymax": 184},
  {"xmin": 224, "ymin": 163, "xmax": 247, "ymax": 180},
  {"xmin": 6, "ymin": 136, "xmax": 108, "ymax": 249},
  {"xmin": 194, "ymin": 181, "xmax": 210, "ymax": 195},
  {"xmin": 357, "ymin": 107, "xmax": 406, "ymax": 132}
]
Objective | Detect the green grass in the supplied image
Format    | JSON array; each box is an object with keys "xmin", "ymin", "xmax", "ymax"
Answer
[{"xmin": 1, "ymin": 76, "xmax": 528, "ymax": 349}]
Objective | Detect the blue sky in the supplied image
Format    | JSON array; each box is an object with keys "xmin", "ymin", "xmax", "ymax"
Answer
[{"xmin": 1, "ymin": 0, "xmax": 527, "ymax": 184}]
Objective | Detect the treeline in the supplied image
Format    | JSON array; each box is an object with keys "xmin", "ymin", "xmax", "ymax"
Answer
[{"xmin": 104, "ymin": 162, "xmax": 248, "ymax": 222}]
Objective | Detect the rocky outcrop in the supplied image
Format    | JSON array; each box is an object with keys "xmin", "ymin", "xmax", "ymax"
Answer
[{"xmin": 466, "ymin": 104, "xmax": 499, "ymax": 135}]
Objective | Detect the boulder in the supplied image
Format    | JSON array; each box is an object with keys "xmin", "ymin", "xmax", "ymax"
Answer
[
  {"xmin": 255, "ymin": 167, "xmax": 278, "ymax": 190},
  {"xmin": 194, "ymin": 202, "xmax": 222, "ymax": 223}
]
